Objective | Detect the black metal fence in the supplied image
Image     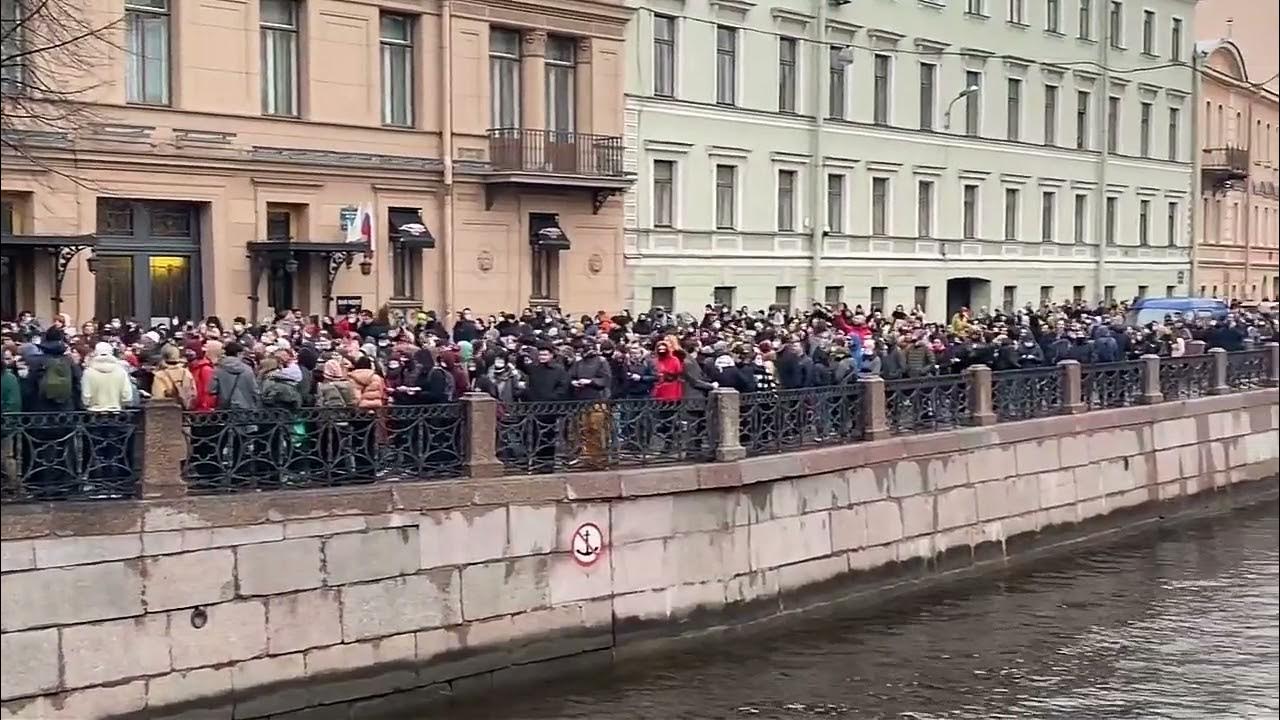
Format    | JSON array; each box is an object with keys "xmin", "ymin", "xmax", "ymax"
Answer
[
  {"xmin": 739, "ymin": 383, "xmax": 866, "ymax": 457},
  {"xmin": 1081, "ymin": 360, "xmax": 1145, "ymax": 410},
  {"xmin": 1159, "ymin": 355, "xmax": 1215, "ymax": 400},
  {"xmin": 182, "ymin": 405, "xmax": 466, "ymax": 493},
  {"xmin": 1, "ymin": 411, "xmax": 143, "ymax": 502},
  {"xmin": 992, "ymin": 366, "xmax": 1063, "ymax": 422},
  {"xmin": 495, "ymin": 397, "xmax": 713, "ymax": 475},
  {"xmin": 1226, "ymin": 349, "xmax": 1269, "ymax": 390},
  {"xmin": 884, "ymin": 374, "xmax": 971, "ymax": 434}
]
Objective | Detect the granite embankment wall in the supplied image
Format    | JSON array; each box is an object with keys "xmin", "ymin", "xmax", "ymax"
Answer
[{"xmin": 1, "ymin": 389, "xmax": 1277, "ymax": 720}]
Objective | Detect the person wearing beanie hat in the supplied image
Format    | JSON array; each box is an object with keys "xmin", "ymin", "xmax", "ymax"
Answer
[
  {"xmin": 81, "ymin": 342, "xmax": 133, "ymax": 412},
  {"xmin": 151, "ymin": 344, "xmax": 196, "ymax": 408},
  {"xmin": 315, "ymin": 358, "xmax": 356, "ymax": 408}
]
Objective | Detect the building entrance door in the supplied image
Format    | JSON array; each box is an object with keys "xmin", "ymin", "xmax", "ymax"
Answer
[
  {"xmin": 95, "ymin": 200, "xmax": 202, "ymax": 324},
  {"xmin": 946, "ymin": 277, "xmax": 992, "ymax": 320}
]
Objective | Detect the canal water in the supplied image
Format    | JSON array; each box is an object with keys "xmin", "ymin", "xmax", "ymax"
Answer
[{"xmin": 440, "ymin": 499, "xmax": 1279, "ymax": 720}]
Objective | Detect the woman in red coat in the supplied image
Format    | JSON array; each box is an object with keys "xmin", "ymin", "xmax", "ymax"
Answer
[{"xmin": 650, "ymin": 341, "xmax": 684, "ymax": 401}]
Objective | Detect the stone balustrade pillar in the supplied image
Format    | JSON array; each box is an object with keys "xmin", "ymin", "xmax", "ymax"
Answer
[
  {"xmin": 1057, "ymin": 359, "xmax": 1084, "ymax": 414},
  {"xmin": 965, "ymin": 364, "xmax": 996, "ymax": 426},
  {"xmin": 710, "ymin": 387, "xmax": 745, "ymax": 462},
  {"xmin": 1207, "ymin": 347, "xmax": 1230, "ymax": 395},
  {"xmin": 140, "ymin": 399, "xmax": 188, "ymax": 499},
  {"xmin": 462, "ymin": 392, "xmax": 503, "ymax": 479},
  {"xmin": 1138, "ymin": 353, "xmax": 1163, "ymax": 404},
  {"xmin": 1186, "ymin": 339, "xmax": 1207, "ymax": 356},
  {"xmin": 858, "ymin": 375, "xmax": 889, "ymax": 440},
  {"xmin": 1265, "ymin": 343, "xmax": 1280, "ymax": 387}
]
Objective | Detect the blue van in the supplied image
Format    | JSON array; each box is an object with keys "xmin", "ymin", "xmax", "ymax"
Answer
[{"xmin": 1125, "ymin": 297, "xmax": 1228, "ymax": 326}]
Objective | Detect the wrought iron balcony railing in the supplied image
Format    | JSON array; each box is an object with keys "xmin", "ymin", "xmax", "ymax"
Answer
[{"xmin": 487, "ymin": 128, "xmax": 626, "ymax": 177}]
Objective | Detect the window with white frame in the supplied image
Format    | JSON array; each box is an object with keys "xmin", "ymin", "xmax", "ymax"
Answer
[
  {"xmin": 827, "ymin": 174, "xmax": 845, "ymax": 233},
  {"xmin": 260, "ymin": 0, "xmax": 299, "ymax": 116},
  {"xmin": 1139, "ymin": 101, "xmax": 1152, "ymax": 157},
  {"xmin": 1003, "ymin": 187, "xmax": 1020, "ymax": 240},
  {"xmin": 917, "ymin": 179, "xmax": 934, "ymax": 238},
  {"xmin": 1141, "ymin": 9, "xmax": 1155, "ymax": 53},
  {"xmin": 1105, "ymin": 195, "xmax": 1118, "ymax": 244},
  {"xmin": 873, "ymin": 54, "xmax": 891, "ymax": 125},
  {"xmin": 125, "ymin": 0, "xmax": 170, "ymax": 105},
  {"xmin": 380, "ymin": 14, "xmax": 413, "ymax": 127},
  {"xmin": 1008, "ymin": 0, "xmax": 1025, "ymax": 24},
  {"xmin": 1138, "ymin": 198, "xmax": 1150, "ymax": 244},
  {"xmin": 546, "ymin": 36, "xmax": 576, "ymax": 132},
  {"xmin": 777, "ymin": 170, "xmax": 797, "ymax": 232},
  {"xmin": 966, "ymin": 0, "xmax": 986, "ymax": 15},
  {"xmin": 1074, "ymin": 193, "xmax": 1088, "ymax": 242},
  {"xmin": 963, "ymin": 183, "xmax": 979, "ymax": 239},
  {"xmin": 1167, "ymin": 107, "xmax": 1180, "ymax": 161},
  {"xmin": 1044, "ymin": 84, "xmax": 1059, "ymax": 145},
  {"xmin": 490, "ymin": 29, "xmax": 521, "ymax": 128},
  {"xmin": 653, "ymin": 15, "xmax": 676, "ymax": 97},
  {"xmin": 715, "ymin": 164, "xmax": 736, "ymax": 229},
  {"xmin": 1, "ymin": 0, "xmax": 27, "ymax": 93},
  {"xmin": 1006, "ymin": 78, "xmax": 1022, "ymax": 141},
  {"xmin": 1108, "ymin": 0, "xmax": 1123, "ymax": 48},
  {"xmin": 1166, "ymin": 201, "xmax": 1178, "ymax": 245},
  {"xmin": 1047, "ymin": 0, "xmax": 1062, "ymax": 32},
  {"xmin": 716, "ymin": 26, "xmax": 736, "ymax": 105},
  {"xmin": 1169, "ymin": 17, "xmax": 1182, "ymax": 60},
  {"xmin": 1041, "ymin": 190, "xmax": 1056, "ymax": 241},
  {"xmin": 829, "ymin": 47, "xmax": 847, "ymax": 119},
  {"xmin": 1078, "ymin": 0, "xmax": 1093, "ymax": 40},
  {"xmin": 965, "ymin": 70, "xmax": 982, "ymax": 136},
  {"xmin": 653, "ymin": 160, "xmax": 675, "ymax": 227},
  {"xmin": 1076, "ymin": 90, "xmax": 1090, "ymax": 149},
  {"xmin": 871, "ymin": 177, "xmax": 890, "ymax": 236},
  {"xmin": 778, "ymin": 37, "xmax": 797, "ymax": 113},
  {"xmin": 1107, "ymin": 95, "xmax": 1120, "ymax": 153},
  {"xmin": 919, "ymin": 62, "xmax": 936, "ymax": 130}
]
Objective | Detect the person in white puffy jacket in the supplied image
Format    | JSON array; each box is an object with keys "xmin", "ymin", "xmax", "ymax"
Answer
[{"xmin": 81, "ymin": 342, "xmax": 133, "ymax": 412}]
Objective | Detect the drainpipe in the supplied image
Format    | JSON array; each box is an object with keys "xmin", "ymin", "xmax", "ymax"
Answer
[
  {"xmin": 441, "ymin": 0, "xmax": 457, "ymax": 320},
  {"xmin": 1094, "ymin": 25, "xmax": 1110, "ymax": 301},
  {"xmin": 808, "ymin": 0, "xmax": 828, "ymax": 305},
  {"xmin": 1189, "ymin": 49, "xmax": 1202, "ymax": 295},
  {"xmin": 1243, "ymin": 102, "xmax": 1253, "ymax": 297}
]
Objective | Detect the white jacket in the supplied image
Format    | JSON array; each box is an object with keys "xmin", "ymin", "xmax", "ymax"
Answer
[{"xmin": 81, "ymin": 355, "xmax": 134, "ymax": 412}]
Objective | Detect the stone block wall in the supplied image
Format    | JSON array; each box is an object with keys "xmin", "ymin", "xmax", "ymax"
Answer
[{"xmin": 1, "ymin": 390, "xmax": 1276, "ymax": 719}]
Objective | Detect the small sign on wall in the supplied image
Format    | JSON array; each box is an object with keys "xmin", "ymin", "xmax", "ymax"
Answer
[{"xmin": 336, "ymin": 296, "xmax": 363, "ymax": 315}]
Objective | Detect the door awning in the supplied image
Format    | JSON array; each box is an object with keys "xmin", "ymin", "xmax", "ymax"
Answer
[
  {"xmin": 0, "ymin": 233, "xmax": 96, "ymax": 250},
  {"xmin": 529, "ymin": 214, "xmax": 570, "ymax": 250},
  {"xmin": 389, "ymin": 208, "xmax": 435, "ymax": 249}
]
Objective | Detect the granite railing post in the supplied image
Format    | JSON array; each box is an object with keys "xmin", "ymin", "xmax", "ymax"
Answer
[
  {"xmin": 858, "ymin": 376, "xmax": 890, "ymax": 440},
  {"xmin": 1186, "ymin": 339, "xmax": 1207, "ymax": 356},
  {"xmin": 1139, "ymin": 354, "xmax": 1163, "ymax": 404},
  {"xmin": 710, "ymin": 387, "xmax": 745, "ymax": 462},
  {"xmin": 462, "ymin": 392, "xmax": 503, "ymax": 479},
  {"xmin": 1058, "ymin": 359, "xmax": 1084, "ymax": 414},
  {"xmin": 140, "ymin": 399, "xmax": 188, "ymax": 499},
  {"xmin": 1265, "ymin": 343, "xmax": 1280, "ymax": 387},
  {"xmin": 965, "ymin": 364, "xmax": 996, "ymax": 426},
  {"xmin": 1207, "ymin": 347, "xmax": 1230, "ymax": 395}
]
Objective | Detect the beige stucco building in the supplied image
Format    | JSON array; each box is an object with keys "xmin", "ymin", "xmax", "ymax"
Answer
[
  {"xmin": 1, "ymin": 0, "xmax": 631, "ymax": 324},
  {"xmin": 1193, "ymin": 0, "xmax": 1280, "ymax": 301}
]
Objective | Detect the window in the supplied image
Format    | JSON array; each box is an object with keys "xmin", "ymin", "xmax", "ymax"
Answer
[
  {"xmin": 1047, "ymin": 0, "xmax": 1061, "ymax": 32},
  {"xmin": 1141, "ymin": 9, "xmax": 1155, "ymax": 53},
  {"xmin": 1105, "ymin": 195, "xmax": 1118, "ymax": 244},
  {"xmin": 775, "ymin": 286, "xmax": 796, "ymax": 308},
  {"xmin": 1169, "ymin": 17, "xmax": 1182, "ymax": 60},
  {"xmin": 777, "ymin": 170, "xmax": 796, "ymax": 231},
  {"xmin": 873, "ymin": 54, "xmax": 891, "ymax": 125},
  {"xmin": 1167, "ymin": 107, "xmax": 1179, "ymax": 161},
  {"xmin": 653, "ymin": 160, "xmax": 675, "ymax": 227},
  {"xmin": 1103, "ymin": 285, "xmax": 1116, "ymax": 303},
  {"xmin": 824, "ymin": 286, "xmax": 844, "ymax": 305},
  {"xmin": 1108, "ymin": 1, "xmax": 1123, "ymax": 47},
  {"xmin": 829, "ymin": 47, "xmax": 847, "ymax": 119},
  {"xmin": 1107, "ymin": 96, "xmax": 1120, "ymax": 153},
  {"xmin": 827, "ymin": 174, "xmax": 845, "ymax": 233},
  {"xmin": 653, "ymin": 15, "xmax": 675, "ymax": 97},
  {"xmin": 1, "ymin": 0, "xmax": 26, "ymax": 93},
  {"xmin": 1139, "ymin": 285, "xmax": 1151, "ymax": 298},
  {"xmin": 1076, "ymin": 90, "xmax": 1090, "ymax": 149},
  {"xmin": 778, "ymin": 38, "xmax": 797, "ymax": 113},
  {"xmin": 1040, "ymin": 286, "xmax": 1053, "ymax": 304},
  {"xmin": 716, "ymin": 26, "xmax": 736, "ymax": 105},
  {"xmin": 1008, "ymin": 0, "xmax": 1026, "ymax": 23},
  {"xmin": 1073, "ymin": 285, "xmax": 1085, "ymax": 301},
  {"xmin": 1041, "ymin": 190, "xmax": 1056, "ymax": 241},
  {"xmin": 1003, "ymin": 187, "xmax": 1020, "ymax": 240},
  {"xmin": 966, "ymin": 0, "xmax": 986, "ymax": 15},
  {"xmin": 95, "ymin": 257, "xmax": 137, "ymax": 321},
  {"xmin": 965, "ymin": 70, "xmax": 982, "ymax": 136},
  {"xmin": 1074, "ymin": 194, "xmax": 1088, "ymax": 242},
  {"xmin": 1044, "ymin": 84, "xmax": 1059, "ymax": 145},
  {"xmin": 1006, "ymin": 78, "xmax": 1022, "ymax": 141},
  {"xmin": 962, "ymin": 184, "xmax": 979, "ymax": 239},
  {"xmin": 1078, "ymin": 0, "xmax": 1093, "ymax": 40},
  {"xmin": 546, "ymin": 36, "xmax": 576, "ymax": 132},
  {"xmin": 125, "ymin": 0, "xmax": 170, "ymax": 105},
  {"xmin": 713, "ymin": 286, "xmax": 736, "ymax": 307},
  {"xmin": 651, "ymin": 286, "xmax": 675, "ymax": 311},
  {"xmin": 871, "ymin": 177, "xmax": 890, "ymax": 236},
  {"xmin": 914, "ymin": 286, "xmax": 929, "ymax": 313},
  {"xmin": 917, "ymin": 180, "xmax": 934, "ymax": 237},
  {"xmin": 919, "ymin": 62, "xmax": 936, "ymax": 130},
  {"xmin": 1138, "ymin": 199, "xmax": 1150, "ymax": 245},
  {"xmin": 490, "ymin": 29, "xmax": 521, "ymax": 128},
  {"xmin": 1002, "ymin": 285, "xmax": 1017, "ymax": 310},
  {"xmin": 870, "ymin": 286, "xmax": 887, "ymax": 311},
  {"xmin": 715, "ymin": 165, "xmax": 736, "ymax": 229},
  {"xmin": 1139, "ymin": 101, "xmax": 1152, "ymax": 157},
  {"xmin": 260, "ymin": 0, "xmax": 299, "ymax": 116},
  {"xmin": 380, "ymin": 14, "xmax": 413, "ymax": 126}
]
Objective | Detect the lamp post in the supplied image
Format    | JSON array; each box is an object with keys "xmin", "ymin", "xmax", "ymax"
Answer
[{"xmin": 943, "ymin": 85, "xmax": 981, "ymax": 131}]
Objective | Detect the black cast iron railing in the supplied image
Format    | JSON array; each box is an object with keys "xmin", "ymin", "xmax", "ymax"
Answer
[
  {"xmin": 884, "ymin": 374, "xmax": 971, "ymax": 434},
  {"xmin": 1158, "ymin": 355, "xmax": 1215, "ymax": 401},
  {"xmin": 738, "ymin": 383, "xmax": 866, "ymax": 457},
  {"xmin": 992, "ymin": 366, "xmax": 1064, "ymax": 422},
  {"xmin": 1080, "ymin": 360, "xmax": 1145, "ymax": 410},
  {"xmin": 487, "ymin": 128, "xmax": 626, "ymax": 177},
  {"xmin": 0, "ymin": 410, "xmax": 143, "ymax": 503},
  {"xmin": 495, "ymin": 397, "xmax": 713, "ymax": 475},
  {"xmin": 1226, "ymin": 349, "xmax": 1269, "ymax": 390},
  {"xmin": 182, "ymin": 404, "xmax": 466, "ymax": 493}
]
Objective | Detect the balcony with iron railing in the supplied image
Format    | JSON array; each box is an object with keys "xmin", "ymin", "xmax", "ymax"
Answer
[
  {"xmin": 483, "ymin": 128, "xmax": 632, "ymax": 212},
  {"xmin": 1202, "ymin": 146, "xmax": 1250, "ymax": 186}
]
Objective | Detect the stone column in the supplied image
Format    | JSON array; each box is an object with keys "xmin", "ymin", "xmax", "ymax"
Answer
[
  {"xmin": 710, "ymin": 388, "xmax": 745, "ymax": 462},
  {"xmin": 573, "ymin": 37, "xmax": 593, "ymax": 134},
  {"xmin": 1265, "ymin": 342, "xmax": 1280, "ymax": 387},
  {"xmin": 965, "ymin": 365, "xmax": 996, "ymax": 426},
  {"xmin": 140, "ymin": 400, "xmax": 188, "ymax": 499},
  {"xmin": 1207, "ymin": 347, "xmax": 1230, "ymax": 395},
  {"xmin": 462, "ymin": 392, "xmax": 503, "ymax": 479},
  {"xmin": 520, "ymin": 30, "xmax": 547, "ymax": 131},
  {"xmin": 1138, "ymin": 353, "xmax": 1163, "ymax": 404},
  {"xmin": 1186, "ymin": 339, "xmax": 1207, "ymax": 356},
  {"xmin": 1058, "ymin": 360, "xmax": 1084, "ymax": 414},
  {"xmin": 858, "ymin": 376, "xmax": 889, "ymax": 440}
]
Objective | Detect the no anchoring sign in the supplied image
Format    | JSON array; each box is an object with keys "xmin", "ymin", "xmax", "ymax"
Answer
[{"xmin": 571, "ymin": 522, "xmax": 604, "ymax": 566}]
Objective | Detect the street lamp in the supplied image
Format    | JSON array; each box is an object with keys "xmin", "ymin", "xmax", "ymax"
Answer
[
  {"xmin": 942, "ymin": 85, "xmax": 981, "ymax": 131},
  {"xmin": 85, "ymin": 253, "xmax": 100, "ymax": 274}
]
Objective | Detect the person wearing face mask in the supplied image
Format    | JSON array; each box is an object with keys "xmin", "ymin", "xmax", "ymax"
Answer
[
  {"xmin": 522, "ymin": 346, "xmax": 570, "ymax": 472},
  {"xmin": 568, "ymin": 341, "xmax": 612, "ymax": 469},
  {"xmin": 475, "ymin": 353, "xmax": 525, "ymax": 403}
]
